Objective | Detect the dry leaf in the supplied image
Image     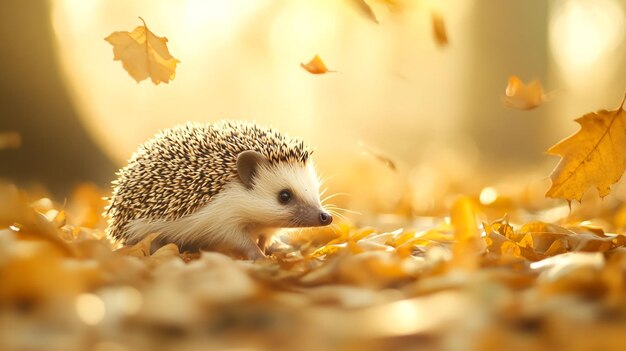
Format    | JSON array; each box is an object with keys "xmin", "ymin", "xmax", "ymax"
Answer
[
  {"xmin": 431, "ymin": 12, "xmax": 448, "ymax": 47},
  {"xmin": 546, "ymin": 94, "xmax": 626, "ymax": 201},
  {"xmin": 451, "ymin": 196, "xmax": 484, "ymax": 270},
  {"xmin": 350, "ymin": 0, "xmax": 379, "ymax": 24},
  {"xmin": 0, "ymin": 184, "xmax": 75, "ymax": 256},
  {"xmin": 5, "ymin": 169, "xmax": 626, "ymax": 350},
  {"xmin": 503, "ymin": 76, "xmax": 546, "ymax": 110},
  {"xmin": 67, "ymin": 183, "xmax": 107, "ymax": 228},
  {"xmin": 115, "ymin": 232, "xmax": 160, "ymax": 257},
  {"xmin": 105, "ymin": 17, "xmax": 180, "ymax": 85},
  {"xmin": 52, "ymin": 210, "xmax": 66, "ymax": 228},
  {"xmin": 0, "ymin": 132, "xmax": 21, "ymax": 150},
  {"xmin": 359, "ymin": 142, "xmax": 397, "ymax": 170},
  {"xmin": 301, "ymin": 54, "xmax": 335, "ymax": 74}
]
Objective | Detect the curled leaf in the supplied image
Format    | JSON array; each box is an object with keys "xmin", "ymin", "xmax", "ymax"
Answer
[
  {"xmin": 451, "ymin": 196, "xmax": 484, "ymax": 270},
  {"xmin": 431, "ymin": 12, "xmax": 448, "ymax": 47},
  {"xmin": 301, "ymin": 54, "xmax": 336, "ymax": 75},
  {"xmin": 350, "ymin": 0, "xmax": 379, "ymax": 24},
  {"xmin": 503, "ymin": 76, "xmax": 546, "ymax": 110},
  {"xmin": 116, "ymin": 232, "xmax": 160, "ymax": 257},
  {"xmin": 105, "ymin": 17, "xmax": 180, "ymax": 85}
]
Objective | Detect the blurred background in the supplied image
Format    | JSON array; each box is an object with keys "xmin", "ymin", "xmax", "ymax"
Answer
[{"xmin": 0, "ymin": 0, "xmax": 624, "ymax": 217}]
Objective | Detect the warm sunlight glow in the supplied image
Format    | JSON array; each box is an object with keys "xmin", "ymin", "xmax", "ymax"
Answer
[
  {"xmin": 76, "ymin": 293, "xmax": 106, "ymax": 325},
  {"xmin": 550, "ymin": 0, "xmax": 625, "ymax": 72},
  {"xmin": 362, "ymin": 293, "xmax": 467, "ymax": 337},
  {"xmin": 479, "ymin": 187, "xmax": 498, "ymax": 205},
  {"xmin": 50, "ymin": 0, "xmax": 471, "ymax": 184}
]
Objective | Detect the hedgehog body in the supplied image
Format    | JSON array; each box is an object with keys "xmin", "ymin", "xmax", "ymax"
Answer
[{"xmin": 105, "ymin": 120, "xmax": 332, "ymax": 258}]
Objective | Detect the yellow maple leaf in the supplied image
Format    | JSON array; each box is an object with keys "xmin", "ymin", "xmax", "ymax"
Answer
[
  {"xmin": 105, "ymin": 17, "xmax": 180, "ymax": 85},
  {"xmin": 503, "ymin": 76, "xmax": 547, "ymax": 110},
  {"xmin": 301, "ymin": 54, "xmax": 336, "ymax": 75},
  {"xmin": 546, "ymin": 93, "xmax": 626, "ymax": 201}
]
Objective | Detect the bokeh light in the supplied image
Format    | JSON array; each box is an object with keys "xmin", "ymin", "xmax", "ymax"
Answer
[
  {"xmin": 76, "ymin": 293, "xmax": 106, "ymax": 325},
  {"xmin": 550, "ymin": 0, "xmax": 625, "ymax": 74}
]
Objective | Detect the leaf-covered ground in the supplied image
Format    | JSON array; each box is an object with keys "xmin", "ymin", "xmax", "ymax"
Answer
[{"xmin": 2, "ymin": 182, "xmax": 626, "ymax": 351}]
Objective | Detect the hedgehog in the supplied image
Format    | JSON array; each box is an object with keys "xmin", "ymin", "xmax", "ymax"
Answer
[{"xmin": 105, "ymin": 120, "xmax": 332, "ymax": 259}]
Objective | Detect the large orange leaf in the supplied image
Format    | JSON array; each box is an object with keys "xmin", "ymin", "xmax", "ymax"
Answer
[
  {"xmin": 105, "ymin": 17, "xmax": 180, "ymax": 85},
  {"xmin": 546, "ymin": 94, "xmax": 626, "ymax": 201}
]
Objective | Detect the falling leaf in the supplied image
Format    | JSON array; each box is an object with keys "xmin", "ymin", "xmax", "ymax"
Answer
[
  {"xmin": 350, "ymin": 0, "xmax": 379, "ymax": 24},
  {"xmin": 358, "ymin": 142, "xmax": 397, "ymax": 170},
  {"xmin": 0, "ymin": 132, "xmax": 21, "ymax": 150},
  {"xmin": 503, "ymin": 76, "xmax": 547, "ymax": 110},
  {"xmin": 546, "ymin": 94, "xmax": 626, "ymax": 201},
  {"xmin": 301, "ymin": 54, "xmax": 336, "ymax": 74},
  {"xmin": 105, "ymin": 17, "xmax": 180, "ymax": 85},
  {"xmin": 431, "ymin": 12, "xmax": 448, "ymax": 47}
]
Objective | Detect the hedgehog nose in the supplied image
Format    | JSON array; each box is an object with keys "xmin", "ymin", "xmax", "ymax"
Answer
[{"xmin": 319, "ymin": 211, "xmax": 333, "ymax": 225}]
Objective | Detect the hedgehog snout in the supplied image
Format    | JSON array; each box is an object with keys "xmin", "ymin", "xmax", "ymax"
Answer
[
  {"xmin": 319, "ymin": 211, "xmax": 332, "ymax": 225},
  {"xmin": 290, "ymin": 205, "xmax": 333, "ymax": 228}
]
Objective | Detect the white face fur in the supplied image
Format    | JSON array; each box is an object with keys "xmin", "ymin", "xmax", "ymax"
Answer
[{"xmin": 237, "ymin": 161, "xmax": 328, "ymax": 228}]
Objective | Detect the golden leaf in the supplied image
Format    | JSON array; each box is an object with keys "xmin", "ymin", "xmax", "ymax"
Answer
[
  {"xmin": 451, "ymin": 196, "xmax": 485, "ymax": 270},
  {"xmin": 105, "ymin": 17, "xmax": 180, "ymax": 85},
  {"xmin": 451, "ymin": 196, "xmax": 480, "ymax": 242},
  {"xmin": 301, "ymin": 54, "xmax": 335, "ymax": 75},
  {"xmin": 546, "ymin": 94, "xmax": 626, "ymax": 201},
  {"xmin": 502, "ymin": 76, "xmax": 546, "ymax": 110},
  {"xmin": 431, "ymin": 12, "xmax": 448, "ymax": 47},
  {"xmin": 51, "ymin": 210, "xmax": 66, "ymax": 228},
  {"xmin": 485, "ymin": 230, "xmax": 522, "ymax": 262},
  {"xmin": 350, "ymin": 0, "xmax": 379, "ymax": 24},
  {"xmin": 116, "ymin": 232, "xmax": 160, "ymax": 257},
  {"xmin": 0, "ymin": 185, "xmax": 75, "ymax": 256}
]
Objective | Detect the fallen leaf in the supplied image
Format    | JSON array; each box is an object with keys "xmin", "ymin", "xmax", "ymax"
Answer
[
  {"xmin": 115, "ymin": 232, "xmax": 159, "ymax": 257},
  {"xmin": 67, "ymin": 183, "xmax": 107, "ymax": 228},
  {"xmin": 350, "ymin": 0, "xmax": 379, "ymax": 24},
  {"xmin": 451, "ymin": 196, "xmax": 485, "ymax": 270},
  {"xmin": 336, "ymin": 251, "xmax": 410, "ymax": 288},
  {"xmin": 0, "ymin": 132, "xmax": 21, "ymax": 150},
  {"xmin": 52, "ymin": 210, "xmax": 66, "ymax": 228},
  {"xmin": 105, "ymin": 17, "xmax": 180, "ymax": 85},
  {"xmin": 546, "ymin": 94, "xmax": 626, "ymax": 201},
  {"xmin": 503, "ymin": 76, "xmax": 547, "ymax": 110},
  {"xmin": 0, "ymin": 184, "xmax": 75, "ymax": 256},
  {"xmin": 533, "ymin": 252, "xmax": 606, "ymax": 298},
  {"xmin": 431, "ymin": 12, "xmax": 448, "ymax": 47},
  {"xmin": 0, "ymin": 239, "xmax": 93, "ymax": 305},
  {"xmin": 301, "ymin": 54, "xmax": 335, "ymax": 74}
]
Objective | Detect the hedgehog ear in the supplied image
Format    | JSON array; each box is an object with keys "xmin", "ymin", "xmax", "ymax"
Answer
[{"xmin": 237, "ymin": 150, "xmax": 269, "ymax": 188}]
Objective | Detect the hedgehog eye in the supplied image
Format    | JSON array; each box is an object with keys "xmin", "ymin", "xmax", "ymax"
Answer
[{"xmin": 278, "ymin": 189, "xmax": 292, "ymax": 204}]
